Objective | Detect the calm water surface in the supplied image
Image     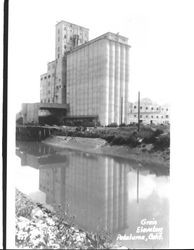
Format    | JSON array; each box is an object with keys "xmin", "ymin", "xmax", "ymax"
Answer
[{"xmin": 15, "ymin": 141, "xmax": 169, "ymax": 249}]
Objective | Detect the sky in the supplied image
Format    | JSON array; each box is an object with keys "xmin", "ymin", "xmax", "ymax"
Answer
[{"xmin": 8, "ymin": 0, "xmax": 187, "ymax": 113}]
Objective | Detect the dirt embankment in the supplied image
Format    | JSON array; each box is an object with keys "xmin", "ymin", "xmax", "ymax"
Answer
[{"xmin": 43, "ymin": 133, "xmax": 170, "ymax": 170}]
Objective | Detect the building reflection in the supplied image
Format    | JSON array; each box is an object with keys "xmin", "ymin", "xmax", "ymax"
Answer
[
  {"xmin": 16, "ymin": 142, "xmax": 129, "ymax": 233},
  {"xmin": 39, "ymin": 153, "xmax": 129, "ymax": 233},
  {"xmin": 16, "ymin": 141, "xmax": 169, "ymax": 248}
]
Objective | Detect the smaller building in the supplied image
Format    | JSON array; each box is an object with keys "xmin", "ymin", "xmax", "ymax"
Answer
[
  {"xmin": 128, "ymin": 98, "xmax": 170, "ymax": 125},
  {"xmin": 20, "ymin": 103, "xmax": 69, "ymax": 125}
]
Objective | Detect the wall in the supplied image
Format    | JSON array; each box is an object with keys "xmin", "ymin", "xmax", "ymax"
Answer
[
  {"xmin": 66, "ymin": 37, "xmax": 130, "ymax": 126},
  {"xmin": 128, "ymin": 100, "xmax": 170, "ymax": 124},
  {"xmin": 22, "ymin": 103, "xmax": 39, "ymax": 124},
  {"xmin": 40, "ymin": 73, "xmax": 47, "ymax": 103},
  {"xmin": 55, "ymin": 21, "xmax": 89, "ymax": 59}
]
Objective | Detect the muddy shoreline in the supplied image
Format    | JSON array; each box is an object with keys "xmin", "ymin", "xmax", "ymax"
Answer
[{"xmin": 43, "ymin": 135, "xmax": 170, "ymax": 171}]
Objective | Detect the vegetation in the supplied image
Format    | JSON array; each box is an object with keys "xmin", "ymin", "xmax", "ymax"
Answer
[{"xmin": 53, "ymin": 124, "xmax": 170, "ymax": 151}]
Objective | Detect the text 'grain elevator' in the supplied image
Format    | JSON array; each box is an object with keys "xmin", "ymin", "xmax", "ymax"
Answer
[{"xmin": 40, "ymin": 21, "xmax": 130, "ymax": 126}]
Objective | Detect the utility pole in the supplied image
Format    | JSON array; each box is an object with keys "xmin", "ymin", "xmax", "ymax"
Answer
[
  {"xmin": 120, "ymin": 96, "xmax": 123, "ymax": 124},
  {"xmin": 138, "ymin": 91, "xmax": 140, "ymax": 132}
]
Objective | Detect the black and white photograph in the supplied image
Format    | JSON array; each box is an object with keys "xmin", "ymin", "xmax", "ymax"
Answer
[{"xmin": 3, "ymin": 0, "xmax": 194, "ymax": 249}]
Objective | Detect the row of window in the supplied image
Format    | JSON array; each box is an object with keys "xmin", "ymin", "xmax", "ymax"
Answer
[
  {"xmin": 41, "ymin": 73, "xmax": 56, "ymax": 81},
  {"xmin": 133, "ymin": 115, "xmax": 169, "ymax": 119},
  {"xmin": 133, "ymin": 106, "xmax": 168, "ymax": 111},
  {"xmin": 41, "ymin": 96, "xmax": 59, "ymax": 103}
]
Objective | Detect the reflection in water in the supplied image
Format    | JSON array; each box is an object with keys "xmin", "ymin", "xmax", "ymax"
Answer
[{"xmin": 16, "ymin": 141, "xmax": 169, "ymax": 248}]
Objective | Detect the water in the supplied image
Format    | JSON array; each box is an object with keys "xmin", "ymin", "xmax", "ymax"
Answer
[{"xmin": 15, "ymin": 141, "xmax": 169, "ymax": 249}]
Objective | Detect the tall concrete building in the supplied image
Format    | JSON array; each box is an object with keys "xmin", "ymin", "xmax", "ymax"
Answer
[
  {"xmin": 40, "ymin": 21, "xmax": 130, "ymax": 126},
  {"xmin": 55, "ymin": 20, "xmax": 89, "ymax": 59},
  {"xmin": 40, "ymin": 21, "xmax": 89, "ymax": 104},
  {"xmin": 66, "ymin": 32, "xmax": 130, "ymax": 125}
]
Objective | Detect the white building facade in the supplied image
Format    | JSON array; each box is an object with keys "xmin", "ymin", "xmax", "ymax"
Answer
[
  {"xmin": 128, "ymin": 98, "xmax": 170, "ymax": 125},
  {"xmin": 66, "ymin": 33, "xmax": 130, "ymax": 126}
]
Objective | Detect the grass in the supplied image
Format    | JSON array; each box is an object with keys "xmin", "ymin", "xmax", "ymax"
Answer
[{"xmin": 53, "ymin": 124, "xmax": 170, "ymax": 151}]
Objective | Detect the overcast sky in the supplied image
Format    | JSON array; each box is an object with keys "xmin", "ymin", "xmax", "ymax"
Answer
[{"xmin": 8, "ymin": 0, "xmax": 193, "ymax": 112}]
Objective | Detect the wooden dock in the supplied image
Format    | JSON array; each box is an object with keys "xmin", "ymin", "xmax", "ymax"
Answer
[{"xmin": 16, "ymin": 125, "xmax": 60, "ymax": 141}]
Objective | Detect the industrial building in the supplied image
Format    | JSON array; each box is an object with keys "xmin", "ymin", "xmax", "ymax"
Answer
[
  {"xmin": 66, "ymin": 32, "xmax": 130, "ymax": 125},
  {"xmin": 21, "ymin": 103, "xmax": 68, "ymax": 125},
  {"xmin": 40, "ymin": 21, "xmax": 89, "ymax": 104},
  {"xmin": 128, "ymin": 98, "xmax": 170, "ymax": 125},
  {"xmin": 39, "ymin": 21, "xmax": 130, "ymax": 126}
]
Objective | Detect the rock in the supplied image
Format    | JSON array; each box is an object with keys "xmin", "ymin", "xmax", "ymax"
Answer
[{"xmin": 31, "ymin": 207, "xmax": 44, "ymax": 219}]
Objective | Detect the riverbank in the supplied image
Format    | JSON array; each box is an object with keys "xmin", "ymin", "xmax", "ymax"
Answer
[
  {"xmin": 16, "ymin": 189, "xmax": 126, "ymax": 249},
  {"xmin": 43, "ymin": 135, "xmax": 170, "ymax": 170}
]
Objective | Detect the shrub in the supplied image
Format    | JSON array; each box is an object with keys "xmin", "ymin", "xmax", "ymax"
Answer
[
  {"xmin": 153, "ymin": 129, "xmax": 163, "ymax": 137},
  {"xmin": 105, "ymin": 135, "xmax": 115, "ymax": 143},
  {"xmin": 111, "ymin": 136, "xmax": 127, "ymax": 145},
  {"xmin": 153, "ymin": 134, "xmax": 170, "ymax": 150},
  {"xmin": 126, "ymin": 135, "xmax": 139, "ymax": 147},
  {"xmin": 119, "ymin": 123, "xmax": 126, "ymax": 127},
  {"xmin": 107, "ymin": 122, "xmax": 118, "ymax": 127}
]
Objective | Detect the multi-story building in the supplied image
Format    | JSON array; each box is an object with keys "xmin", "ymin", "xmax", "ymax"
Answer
[
  {"xmin": 55, "ymin": 20, "xmax": 89, "ymax": 59},
  {"xmin": 66, "ymin": 32, "xmax": 130, "ymax": 125},
  {"xmin": 40, "ymin": 21, "xmax": 130, "ymax": 126},
  {"xmin": 40, "ymin": 21, "xmax": 89, "ymax": 104},
  {"xmin": 128, "ymin": 98, "xmax": 170, "ymax": 125}
]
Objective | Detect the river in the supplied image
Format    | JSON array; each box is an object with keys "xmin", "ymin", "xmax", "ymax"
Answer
[{"xmin": 15, "ymin": 140, "xmax": 169, "ymax": 249}]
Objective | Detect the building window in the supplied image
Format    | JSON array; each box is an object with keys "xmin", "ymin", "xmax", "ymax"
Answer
[
  {"xmin": 166, "ymin": 115, "xmax": 169, "ymax": 118},
  {"xmin": 161, "ymin": 116, "xmax": 163, "ymax": 118},
  {"xmin": 140, "ymin": 106, "xmax": 142, "ymax": 109},
  {"xmin": 157, "ymin": 107, "xmax": 159, "ymax": 110},
  {"xmin": 134, "ymin": 106, "xmax": 137, "ymax": 109},
  {"xmin": 151, "ymin": 116, "xmax": 153, "ymax": 118},
  {"xmin": 146, "ymin": 107, "xmax": 148, "ymax": 110},
  {"xmin": 146, "ymin": 115, "xmax": 148, "ymax": 118},
  {"xmin": 44, "ymin": 76, "xmax": 47, "ymax": 79},
  {"xmin": 156, "ymin": 116, "xmax": 159, "ymax": 118},
  {"xmin": 134, "ymin": 115, "xmax": 136, "ymax": 118},
  {"xmin": 64, "ymin": 35, "xmax": 66, "ymax": 39},
  {"xmin": 58, "ymin": 29, "xmax": 60, "ymax": 34},
  {"xmin": 151, "ymin": 107, "xmax": 154, "ymax": 110},
  {"xmin": 140, "ymin": 115, "xmax": 142, "ymax": 118},
  {"xmin": 166, "ymin": 108, "xmax": 168, "ymax": 111}
]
